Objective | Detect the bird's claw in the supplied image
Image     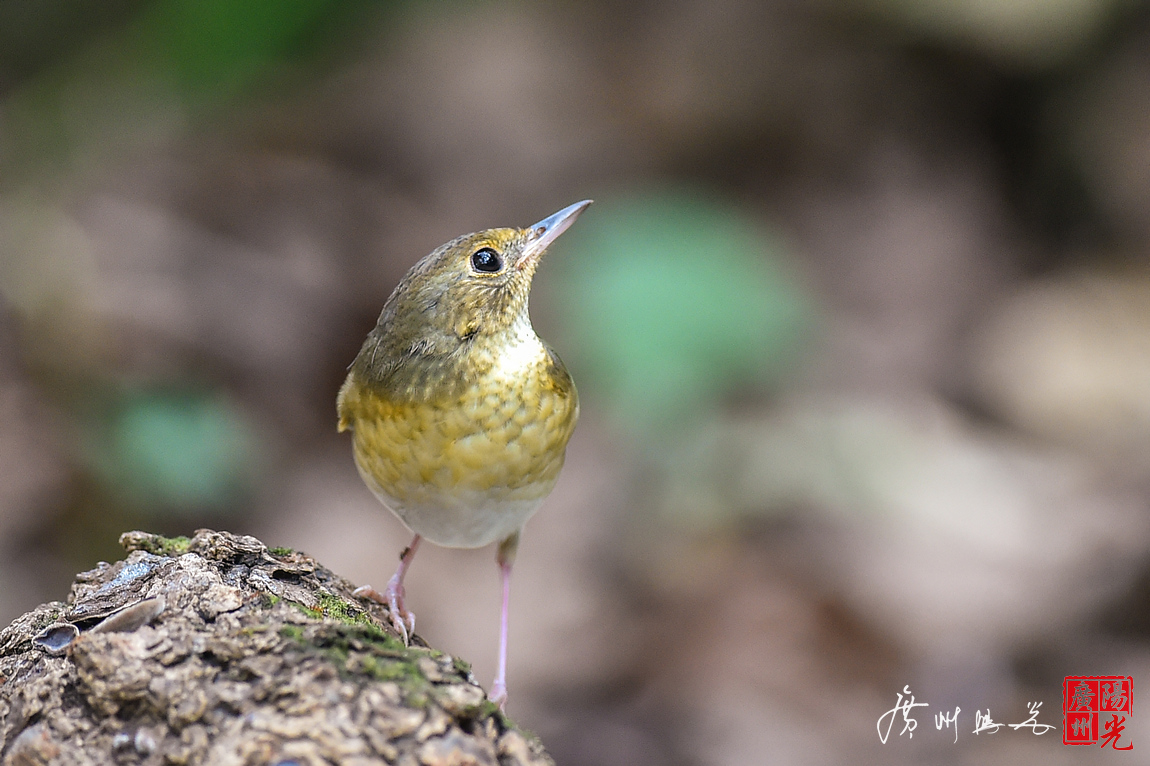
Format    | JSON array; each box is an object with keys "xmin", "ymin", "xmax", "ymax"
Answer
[
  {"xmin": 353, "ymin": 582, "xmax": 416, "ymax": 645},
  {"xmin": 384, "ymin": 571, "xmax": 416, "ymax": 643},
  {"xmin": 489, "ymin": 681, "xmax": 507, "ymax": 711}
]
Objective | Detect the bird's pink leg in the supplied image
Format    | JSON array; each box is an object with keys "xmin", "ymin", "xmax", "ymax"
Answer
[
  {"xmin": 490, "ymin": 532, "xmax": 519, "ymax": 709},
  {"xmin": 354, "ymin": 534, "xmax": 421, "ymax": 644}
]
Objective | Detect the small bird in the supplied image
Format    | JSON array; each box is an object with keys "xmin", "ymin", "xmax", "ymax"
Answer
[{"xmin": 337, "ymin": 201, "xmax": 590, "ymax": 707}]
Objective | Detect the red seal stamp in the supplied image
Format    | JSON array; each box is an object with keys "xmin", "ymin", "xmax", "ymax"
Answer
[{"xmin": 1063, "ymin": 676, "xmax": 1132, "ymax": 749}]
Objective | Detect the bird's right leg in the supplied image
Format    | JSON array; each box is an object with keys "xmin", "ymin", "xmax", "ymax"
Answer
[
  {"xmin": 489, "ymin": 531, "xmax": 520, "ymax": 709},
  {"xmin": 354, "ymin": 534, "xmax": 421, "ymax": 644}
]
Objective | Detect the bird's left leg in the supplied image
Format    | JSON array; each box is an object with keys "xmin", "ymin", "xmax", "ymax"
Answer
[
  {"xmin": 354, "ymin": 534, "xmax": 421, "ymax": 644},
  {"xmin": 489, "ymin": 531, "xmax": 519, "ymax": 709}
]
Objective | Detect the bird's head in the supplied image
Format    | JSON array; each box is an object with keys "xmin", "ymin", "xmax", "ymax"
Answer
[{"xmin": 385, "ymin": 200, "xmax": 592, "ymax": 347}]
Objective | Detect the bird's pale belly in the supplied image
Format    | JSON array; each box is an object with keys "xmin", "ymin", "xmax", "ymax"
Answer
[{"xmin": 347, "ymin": 372, "xmax": 577, "ymax": 548}]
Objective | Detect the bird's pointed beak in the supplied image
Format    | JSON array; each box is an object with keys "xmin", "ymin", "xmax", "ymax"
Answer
[{"xmin": 518, "ymin": 199, "xmax": 593, "ymax": 268}]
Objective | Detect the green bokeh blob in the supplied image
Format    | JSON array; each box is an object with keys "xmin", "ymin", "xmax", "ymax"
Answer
[
  {"xmin": 550, "ymin": 191, "xmax": 813, "ymax": 432},
  {"xmin": 1, "ymin": 0, "xmax": 360, "ymax": 185},
  {"xmin": 145, "ymin": 0, "xmax": 335, "ymax": 97},
  {"xmin": 87, "ymin": 388, "xmax": 258, "ymax": 513}
]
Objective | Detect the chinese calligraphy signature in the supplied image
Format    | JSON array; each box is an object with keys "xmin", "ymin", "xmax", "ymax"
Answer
[
  {"xmin": 877, "ymin": 685, "xmax": 928, "ymax": 744},
  {"xmin": 878, "ymin": 688, "xmax": 1056, "ymax": 744}
]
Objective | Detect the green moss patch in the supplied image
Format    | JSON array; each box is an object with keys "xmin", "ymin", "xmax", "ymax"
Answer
[
  {"xmin": 314, "ymin": 592, "xmax": 376, "ymax": 627},
  {"xmin": 132, "ymin": 534, "xmax": 193, "ymax": 557},
  {"xmin": 278, "ymin": 622, "xmax": 431, "ymax": 704}
]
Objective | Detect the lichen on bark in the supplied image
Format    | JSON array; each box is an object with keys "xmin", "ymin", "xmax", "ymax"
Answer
[{"xmin": 0, "ymin": 529, "xmax": 551, "ymax": 766}]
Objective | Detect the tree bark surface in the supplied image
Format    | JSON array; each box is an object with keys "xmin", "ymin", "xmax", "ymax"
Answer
[{"xmin": 0, "ymin": 529, "xmax": 552, "ymax": 766}]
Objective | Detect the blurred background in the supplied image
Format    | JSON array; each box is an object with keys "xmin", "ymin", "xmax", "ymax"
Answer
[{"xmin": 2, "ymin": 0, "xmax": 1150, "ymax": 762}]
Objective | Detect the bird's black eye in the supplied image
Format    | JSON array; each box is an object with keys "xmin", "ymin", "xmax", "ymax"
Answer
[{"xmin": 470, "ymin": 248, "xmax": 503, "ymax": 273}]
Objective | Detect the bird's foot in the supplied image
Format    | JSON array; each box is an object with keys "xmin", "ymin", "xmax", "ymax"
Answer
[
  {"xmin": 383, "ymin": 571, "xmax": 416, "ymax": 643},
  {"xmin": 489, "ymin": 681, "xmax": 507, "ymax": 711},
  {"xmin": 353, "ymin": 578, "xmax": 416, "ymax": 645}
]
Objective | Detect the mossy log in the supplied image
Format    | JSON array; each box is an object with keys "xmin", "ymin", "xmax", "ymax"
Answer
[{"xmin": 0, "ymin": 529, "xmax": 552, "ymax": 766}]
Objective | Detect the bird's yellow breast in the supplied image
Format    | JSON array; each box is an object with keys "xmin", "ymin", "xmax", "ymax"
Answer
[{"xmin": 337, "ymin": 339, "xmax": 578, "ymax": 547}]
